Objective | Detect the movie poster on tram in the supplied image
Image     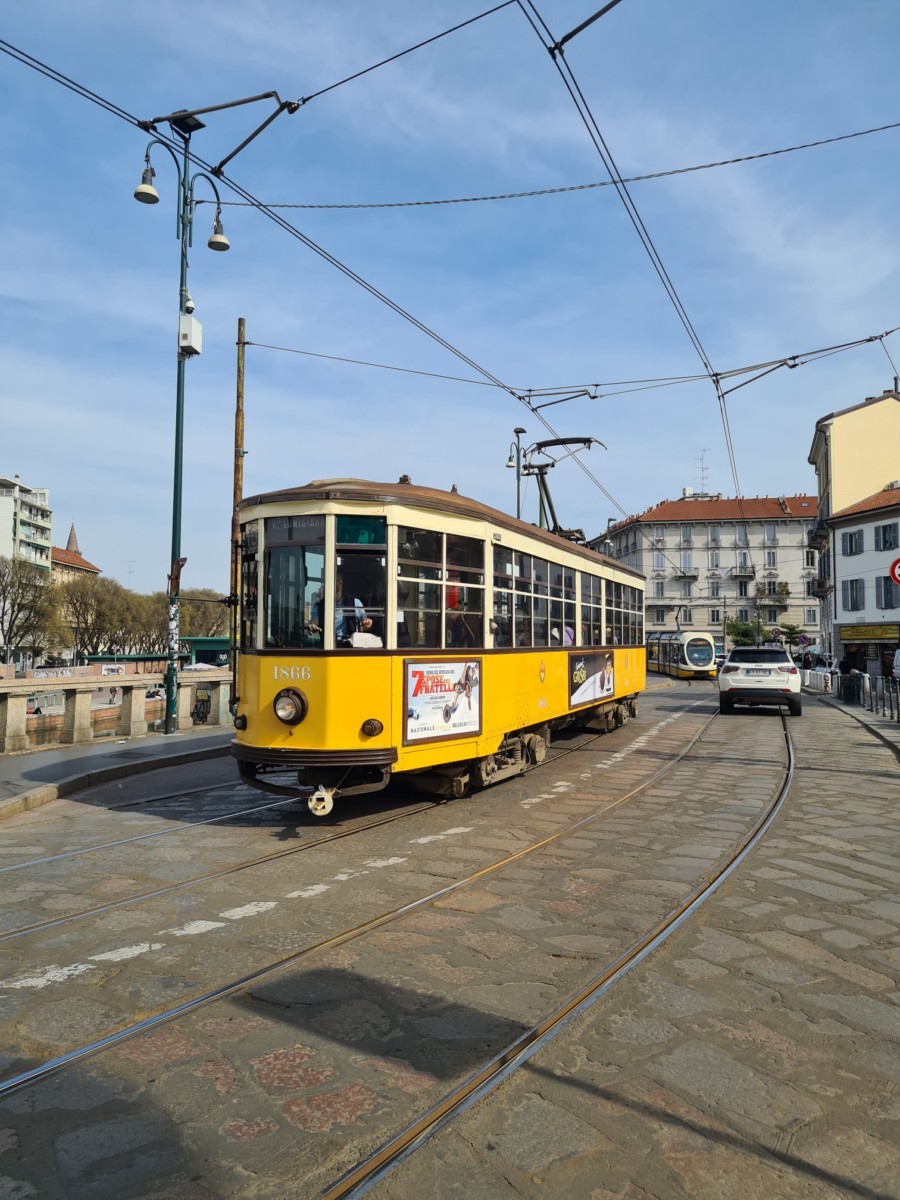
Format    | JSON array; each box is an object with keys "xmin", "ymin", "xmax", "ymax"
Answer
[
  {"xmin": 568, "ymin": 651, "xmax": 614, "ymax": 706},
  {"xmin": 404, "ymin": 659, "xmax": 481, "ymax": 743}
]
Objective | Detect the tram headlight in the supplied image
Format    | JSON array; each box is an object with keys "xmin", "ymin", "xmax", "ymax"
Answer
[{"xmin": 273, "ymin": 688, "xmax": 309, "ymax": 726}]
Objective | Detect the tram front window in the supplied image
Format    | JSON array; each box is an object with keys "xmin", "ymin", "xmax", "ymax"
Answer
[
  {"xmin": 264, "ymin": 514, "xmax": 325, "ymax": 648},
  {"xmin": 686, "ymin": 637, "xmax": 714, "ymax": 665}
]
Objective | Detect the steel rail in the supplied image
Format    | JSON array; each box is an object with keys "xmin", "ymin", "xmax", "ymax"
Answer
[
  {"xmin": 0, "ymin": 720, "xmax": 624, "ymax": 943},
  {"xmin": 0, "ymin": 707, "xmax": 715, "ymax": 1099},
  {"xmin": 322, "ymin": 713, "xmax": 795, "ymax": 1199}
]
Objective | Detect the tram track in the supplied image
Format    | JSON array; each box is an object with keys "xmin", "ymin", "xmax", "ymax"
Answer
[
  {"xmin": 0, "ymin": 704, "xmax": 718, "ymax": 1099},
  {"xmin": 322, "ymin": 710, "xmax": 796, "ymax": 1198},
  {"xmin": 0, "ymin": 714, "xmax": 667, "ymax": 945}
]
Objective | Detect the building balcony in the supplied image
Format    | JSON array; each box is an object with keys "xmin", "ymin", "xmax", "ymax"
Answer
[
  {"xmin": 810, "ymin": 578, "xmax": 832, "ymax": 598},
  {"xmin": 808, "ymin": 517, "xmax": 830, "ymax": 549},
  {"xmin": 731, "ymin": 564, "xmax": 756, "ymax": 578},
  {"xmin": 672, "ymin": 566, "xmax": 699, "ymax": 578}
]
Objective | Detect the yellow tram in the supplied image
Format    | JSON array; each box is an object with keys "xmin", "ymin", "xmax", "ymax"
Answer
[{"xmin": 231, "ymin": 478, "xmax": 645, "ymax": 816}]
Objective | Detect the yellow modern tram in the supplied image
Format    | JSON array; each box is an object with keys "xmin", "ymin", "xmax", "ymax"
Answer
[
  {"xmin": 231, "ymin": 478, "xmax": 645, "ymax": 816},
  {"xmin": 646, "ymin": 630, "xmax": 717, "ymax": 680}
]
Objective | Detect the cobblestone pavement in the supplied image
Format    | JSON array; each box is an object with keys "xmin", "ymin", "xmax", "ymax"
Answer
[
  {"xmin": 375, "ymin": 696, "xmax": 900, "ymax": 1200},
  {"xmin": 0, "ymin": 689, "xmax": 896, "ymax": 1199}
]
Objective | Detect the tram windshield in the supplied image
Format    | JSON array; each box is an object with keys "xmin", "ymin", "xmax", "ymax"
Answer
[
  {"xmin": 685, "ymin": 637, "xmax": 714, "ymax": 665},
  {"xmin": 263, "ymin": 515, "xmax": 325, "ymax": 648}
]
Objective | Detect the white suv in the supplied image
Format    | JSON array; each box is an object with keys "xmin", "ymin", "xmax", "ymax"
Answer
[{"xmin": 717, "ymin": 645, "xmax": 802, "ymax": 717}]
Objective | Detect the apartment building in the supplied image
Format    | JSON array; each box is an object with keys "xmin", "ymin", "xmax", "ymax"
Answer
[
  {"xmin": 808, "ymin": 387, "xmax": 900, "ymax": 666},
  {"xmin": 0, "ymin": 474, "xmax": 52, "ymax": 572},
  {"xmin": 826, "ymin": 484, "xmax": 900, "ymax": 676},
  {"xmin": 593, "ymin": 491, "xmax": 820, "ymax": 649}
]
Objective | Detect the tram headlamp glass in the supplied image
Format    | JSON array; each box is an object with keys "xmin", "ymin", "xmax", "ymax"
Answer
[{"xmin": 273, "ymin": 688, "xmax": 308, "ymax": 726}]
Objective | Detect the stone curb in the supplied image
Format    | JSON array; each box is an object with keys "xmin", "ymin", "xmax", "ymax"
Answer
[{"xmin": 0, "ymin": 743, "xmax": 231, "ymax": 823}]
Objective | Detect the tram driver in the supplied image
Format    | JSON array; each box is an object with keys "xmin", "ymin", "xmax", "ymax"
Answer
[{"xmin": 308, "ymin": 570, "xmax": 373, "ymax": 644}]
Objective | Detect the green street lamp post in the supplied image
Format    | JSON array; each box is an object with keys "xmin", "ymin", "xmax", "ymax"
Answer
[
  {"xmin": 134, "ymin": 115, "xmax": 231, "ymax": 734},
  {"xmin": 133, "ymin": 93, "xmax": 297, "ymax": 733}
]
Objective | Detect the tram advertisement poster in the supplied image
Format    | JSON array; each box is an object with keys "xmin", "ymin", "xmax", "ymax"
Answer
[
  {"xmin": 568, "ymin": 651, "xmax": 614, "ymax": 706},
  {"xmin": 404, "ymin": 659, "xmax": 481, "ymax": 743}
]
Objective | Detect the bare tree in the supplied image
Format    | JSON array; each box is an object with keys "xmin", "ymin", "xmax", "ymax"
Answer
[{"xmin": 0, "ymin": 556, "xmax": 55, "ymax": 663}]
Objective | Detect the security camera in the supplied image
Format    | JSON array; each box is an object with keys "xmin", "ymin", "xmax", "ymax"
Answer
[{"xmin": 184, "ymin": 289, "xmax": 195, "ymax": 314}]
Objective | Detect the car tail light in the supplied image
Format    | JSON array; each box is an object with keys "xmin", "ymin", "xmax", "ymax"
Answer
[
  {"xmin": 777, "ymin": 666, "xmax": 798, "ymax": 675},
  {"xmin": 720, "ymin": 664, "xmax": 740, "ymax": 674}
]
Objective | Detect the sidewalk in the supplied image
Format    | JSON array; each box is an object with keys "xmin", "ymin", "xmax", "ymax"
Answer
[
  {"xmin": 0, "ymin": 726, "xmax": 233, "ymax": 821},
  {"xmin": 807, "ymin": 683, "xmax": 900, "ymax": 756}
]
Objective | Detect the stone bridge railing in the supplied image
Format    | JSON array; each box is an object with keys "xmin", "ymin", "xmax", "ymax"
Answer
[{"xmin": 0, "ymin": 670, "xmax": 232, "ymax": 754}]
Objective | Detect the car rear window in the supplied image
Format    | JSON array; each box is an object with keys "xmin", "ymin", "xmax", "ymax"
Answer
[{"xmin": 728, "ymin": 649, "xmax": 790, "ymax": 664}]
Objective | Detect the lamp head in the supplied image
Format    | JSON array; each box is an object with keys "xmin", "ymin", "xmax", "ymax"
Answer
[
  {"xmin": 207, "ymin": 208, "xmax": 230, "ymax": 252},
  {"xmin": 134, "ymin": 164, "xmax": 159, "ymax": 205},
  {"xmin": 505, "ymin": 451, "xmax": 516, "ymax": 469}
]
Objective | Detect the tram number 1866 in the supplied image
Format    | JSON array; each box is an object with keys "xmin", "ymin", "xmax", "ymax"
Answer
[{"xmin": 273, "ymin": 665, "xmax": 311, "ymax": 681}]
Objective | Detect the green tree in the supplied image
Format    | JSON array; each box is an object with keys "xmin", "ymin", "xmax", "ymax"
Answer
[
  {"xmin": 725, "ymin": 616, "xmax": 770, "ymax": 646},
  {"xmin": 778, "ymin": 622, "xmax": 806, "ymax": 655}
]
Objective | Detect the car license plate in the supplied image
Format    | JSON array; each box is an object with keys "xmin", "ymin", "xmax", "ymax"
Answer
[{"xmin": 747, "ymin": 669, "xmax": 770, "ymax": 676}]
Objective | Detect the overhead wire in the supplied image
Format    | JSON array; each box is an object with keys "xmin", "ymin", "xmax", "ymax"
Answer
[
  {"xmin": 1, "ymin": 27, "xmax": 893, "ymax": 584},
  {"xmin": 207, "ymin": 117, "xmax": 900, "ymax": 210}
]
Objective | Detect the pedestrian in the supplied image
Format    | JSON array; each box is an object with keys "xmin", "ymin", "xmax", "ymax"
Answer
[{"xmin": 109, "ymin": 685, "xmax": 118, "ymax": 706}]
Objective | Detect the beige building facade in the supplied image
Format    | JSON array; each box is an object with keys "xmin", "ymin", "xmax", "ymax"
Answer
[{"xmin": 593, "ymin": 492, "xmax": 820, "ymax": 651}]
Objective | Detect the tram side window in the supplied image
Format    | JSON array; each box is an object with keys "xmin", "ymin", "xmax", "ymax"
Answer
[
  {"xmin": 549, "ymin": 562, "xmax": 576, "ymax": 645},
  {"xmin": 264, "ymin": 515, "xmax": 326, "ymax": 648},
  {"xmin": 513, "ymin": 552, "xmax": 532, "ymax": 645},
  {"xmin": 531, "ymin": 557, "xmax": 550, "ymax": 646},
  {"xmin": 604, "ymin": 579, "xmax": 643, "ymax": 646},
  {"xmin": 445, "ymin": 533, "xmax": 484, "ymax": 648},
  {"xmin": 398, "ymin": 526, "xmax": 442, "ymax": 649},
  {"xmin": 492, "ymin": 546, "xmax": 514, "ymax": 645},
  {"xmin": 240, "ymin": 521, "xmax": 259, "ymax": 649},
  {"xmin": 580, "ymin": 573, "xmax": 603, "ymax": 645}
]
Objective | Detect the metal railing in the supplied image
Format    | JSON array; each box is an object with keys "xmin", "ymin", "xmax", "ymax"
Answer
[{"xmin": 803, "ymin": 669, "xmax": 900, "ymax": 721}]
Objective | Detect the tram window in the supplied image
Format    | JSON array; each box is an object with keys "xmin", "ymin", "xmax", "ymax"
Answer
[
  {"xmin": 445, "ymin": 583, "xmax": 484, "ymax": 649},
  {"xmin": 493, "ymin": 546, "xmax": 513, "ymax": 645},
  {"xmin": 580, "ymin": 573, "xmax": 603, "ymax": 645},
  {"xmin": 514, "ymin": 594, "xmax": 531, "ymax": 646},
  {"xmin": 398, "ymin": 527, "xmax": 441, "ymax": 566},
  {"xmin": 446, "ymin": 533, "xmax": 483, "ymax": 576},
  {"xmin": 533, "ymin": 597, "xmax": 549, "ymax": 646},
  {"xmin": 514, "ymin": 552, "xmax": 532, "ymax": 591},
  {"xmin": 336, "ymin": 516, "xmax": 385, "ymax": 547},
  {"xmin": 265, "ymin": 544, "xmax": 324, "ymax": 649},
  {"xmin": 240, "ymin": 521, "xmax": 259, "ymax": 649},
  {"xmin": 397, "ymin": 579, "xmax": 441, "ymax": 649},
  {"xmin": 493, "ymin": 545, "xmax": 513, "ymax": 586},
  {"xmin": 334, "ymin": 551, "xmax": 386, "ymax": 646},
  {"xmin": 533, "ymin": 559, "xmax": 549, "ymax": 597}
]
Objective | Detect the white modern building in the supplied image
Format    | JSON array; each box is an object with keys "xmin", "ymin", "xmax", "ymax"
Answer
[
  {"xmin": 828, "ymin": 483, "xmax": 900, "ymax": 677},
  {"xmin": 0, "ymin": 475, "xmax": 52, "ymax": 572},
  {"xmin": 593, "ymin": 491, "xmax": 820, "ymax": 650}
]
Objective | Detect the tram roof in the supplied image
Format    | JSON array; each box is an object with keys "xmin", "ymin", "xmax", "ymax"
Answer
[{"xmin": 239, "ymin": 477, "xmax": 644, "ymax": 580}]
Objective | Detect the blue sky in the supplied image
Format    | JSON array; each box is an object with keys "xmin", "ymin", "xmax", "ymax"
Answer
[{"xmin": 3, "ymin": 1, "xmax": 900, "ymax": 593}]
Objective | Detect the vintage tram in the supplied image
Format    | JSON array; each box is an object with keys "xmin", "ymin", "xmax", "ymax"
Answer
[
  {"xmin": 231, "ymin": 478, "xmax": 645, "ymax": 816},
  {"xmin": 646, "ymin": 629, "xmax": 717, "ymax": 680}
]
